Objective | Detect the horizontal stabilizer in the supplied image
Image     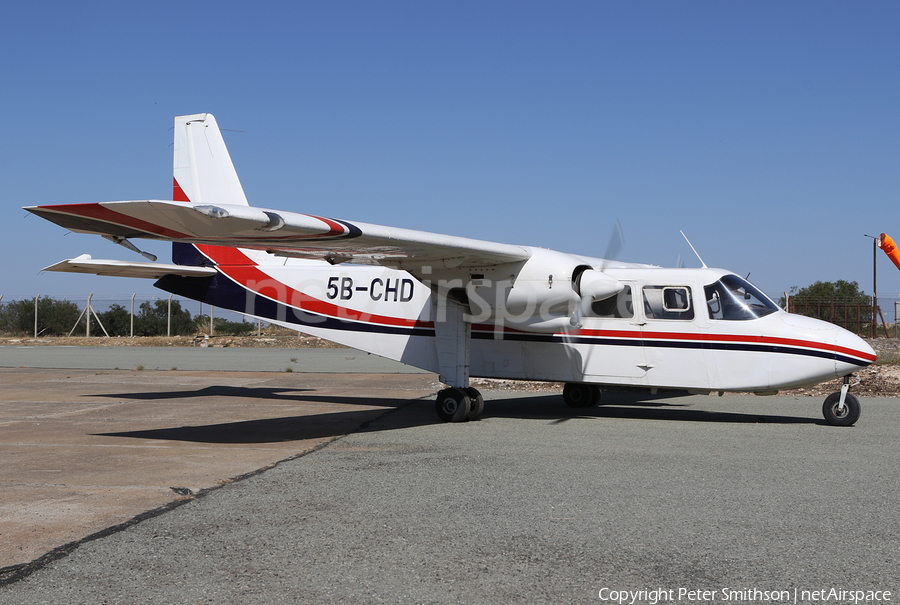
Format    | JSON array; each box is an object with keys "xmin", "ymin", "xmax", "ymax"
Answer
[{"xmin": 42, "ymin": 254, "xmax": 218, "ymax": 279}]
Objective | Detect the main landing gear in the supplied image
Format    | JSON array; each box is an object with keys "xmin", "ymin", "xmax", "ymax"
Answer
[
  {"xmin": 436, "ymin": 387, "xmax": 485, "ymax": 422},
  {"xmin": 822, "ymin": 375, "xmax": 861, "ymax": 426},
  {"xmin": 562, "ymin": 383, "xmax": 602, "ymax": 408}
]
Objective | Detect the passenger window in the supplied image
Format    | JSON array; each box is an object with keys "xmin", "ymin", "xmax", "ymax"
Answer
[
  {"xmin": 642, "ymin": 286, "xmax": 694, "ymax": 320},
  {"xmin": 589, "ymin": 286, "xmax": 634, "ymax": 318}
]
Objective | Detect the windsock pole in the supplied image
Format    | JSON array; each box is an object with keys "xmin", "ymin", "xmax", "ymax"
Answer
[{"xmin": 878, "ymin": 233, "xmax": 900, "ymax": 272}]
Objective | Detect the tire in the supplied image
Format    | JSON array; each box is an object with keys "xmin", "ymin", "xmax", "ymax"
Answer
[
  {"xmin": 822, "ymin": 392, "xmax": 860, "ymax": 426},
  {"xmin": 563, "ymin": 383, "xmax": 596, "ymax": 408},
  {"xmin": 464, "ymin": 387, "xmax": 485, "ymax": 421},
  {"xmin": 436, "ymin": 388, "xmax": 472, "ymax": 422},
  {"xmin": 592, "ymin": 385, "xmax": 603, "ymax": 405}
]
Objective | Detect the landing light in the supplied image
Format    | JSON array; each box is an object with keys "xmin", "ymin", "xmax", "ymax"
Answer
[{"xmin": 194, "ymin": 205, "xmax": 229, "ymax": 219}]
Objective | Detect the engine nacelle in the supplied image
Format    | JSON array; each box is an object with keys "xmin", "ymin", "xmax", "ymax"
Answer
[{"xmin": 462, "ymin": 249, "xmax": 623, "ymax": 332}]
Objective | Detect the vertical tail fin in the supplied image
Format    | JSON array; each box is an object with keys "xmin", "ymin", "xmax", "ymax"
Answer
[
  {"xmin": 172, "ymin": 113, "xmax": 248, "ymax": 206},
  {"xmin": 172, "ymin": 113, "xmax": 248, "ymax": 266}
]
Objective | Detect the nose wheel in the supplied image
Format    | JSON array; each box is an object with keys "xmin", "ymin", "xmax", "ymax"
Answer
[
  {"xmin": 823, "ymin": 375, "xmax": 861, "ymax": 426},
  {"xmin": 562, "ymin": 383, "xmax": 602, "ymax": 408}
]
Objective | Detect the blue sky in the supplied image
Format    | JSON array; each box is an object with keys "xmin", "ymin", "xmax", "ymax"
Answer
[{"xmin": 2, "ymin": 1, "xmax": 898, "ymax": 307}]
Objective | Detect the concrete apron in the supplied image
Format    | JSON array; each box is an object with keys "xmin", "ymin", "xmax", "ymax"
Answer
[{"xmin": 0, "ymin": 368, "xmax": 439, "ymax": 570}]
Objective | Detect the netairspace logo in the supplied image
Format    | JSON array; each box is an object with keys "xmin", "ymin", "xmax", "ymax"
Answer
[{"xmin": 598, "ymin": 588, "xmax": 893, "ymax": 605}]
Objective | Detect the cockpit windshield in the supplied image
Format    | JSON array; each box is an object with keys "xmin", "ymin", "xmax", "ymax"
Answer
[{"xmin": 704, "ymin": 275, "xmax": 780, "ymax": 321}]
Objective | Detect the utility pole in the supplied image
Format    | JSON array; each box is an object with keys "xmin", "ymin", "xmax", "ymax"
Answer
[
  {"xmin": 873, "ymin": 237, "xmax": 878, "ymax": 338},
  {"xmin": 866, "ymin": 235, "xmax": 878, "ymax": 338}
]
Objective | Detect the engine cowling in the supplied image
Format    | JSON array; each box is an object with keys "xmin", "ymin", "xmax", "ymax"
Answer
[{"xmin": 462, "ymin": 250, "xmax": 623, "ymax": 333}]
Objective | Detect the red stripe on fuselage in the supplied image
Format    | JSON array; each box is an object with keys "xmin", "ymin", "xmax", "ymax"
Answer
[
  {"xmin": 633, "ymin": 329, "xmax": 876, "ymax": 362},
  {"xmin": 196, "ymin": 245, "xmax": 433, "ymax": 329},
  {"xmin": 469, "ymin": 324, "xmax": 875, "ymax": 362}
]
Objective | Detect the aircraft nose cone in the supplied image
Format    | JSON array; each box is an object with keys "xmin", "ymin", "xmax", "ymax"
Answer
[{"xmin": 834, "ymin": 327, "xmax": 876, "ymax": 375}]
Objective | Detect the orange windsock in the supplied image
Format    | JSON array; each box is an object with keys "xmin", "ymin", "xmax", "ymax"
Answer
[{"xmin": 878, "ymin": 233, "xmax": 900, "ymax": 272}]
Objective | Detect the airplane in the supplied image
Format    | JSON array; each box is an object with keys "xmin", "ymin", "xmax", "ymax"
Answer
[{"xmin": 25, "ymin": 113, "xmax": 876, "ymax": 426}]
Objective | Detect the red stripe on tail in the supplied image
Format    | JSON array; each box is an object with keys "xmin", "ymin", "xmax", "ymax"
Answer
[{"xmin": 173, "ymin": 178, "xmax": 191, "ymax": 203}]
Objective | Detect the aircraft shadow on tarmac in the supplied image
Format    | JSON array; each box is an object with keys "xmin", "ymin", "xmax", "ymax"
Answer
[
  {"xmin": 95, "ymin": 409, "xmax": 404, "ymax": 444},
  {"xmin": 94, "ymin": 385, "xmax": 404, "ymax": 408},
  {"xmin": 475, "ymin": 393, "xmax": 823, "ymax": 426},
  {"xmin": 93, "ymin": 386, "xmax": 424, "ymax": 444},
  {"xmin": 94, "ymin": 390, "xmax": 822, "ymax": 445}
]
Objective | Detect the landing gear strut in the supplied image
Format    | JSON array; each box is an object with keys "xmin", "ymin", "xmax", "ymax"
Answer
[
  {"xmin": 436, "ymin": 387, "xmax": 484, "ymax": 423},
  {"xmin": 823, "ymin": 375, "xmax": 861, "ymax": 426}
]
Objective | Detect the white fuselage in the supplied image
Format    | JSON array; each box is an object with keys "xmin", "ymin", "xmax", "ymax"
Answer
[{"xmin": 174, "ymin": 246, "xmax": 875, "ymax": 395}]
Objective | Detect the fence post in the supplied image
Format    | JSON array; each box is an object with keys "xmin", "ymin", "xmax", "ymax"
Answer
[
  {"xmin": 210, "ymin": 306, "xmax": 215, "ymax": 337},
  {"xmin": 85, "ymin": 294, "xmax": 92, "ymax": 337},
  {"xmin": 895, "ymin": 301, "xmax": 900, "ymax": 339},
  {"xmin": 34, "ymin": 295, "xmax": 39, "ymax": 338},
  {"xmin": 130, "ymin": 293, "xmax": 135, "ymax": 337},
  {"xmin": 167, "ymin": 294, "xmax": 172, "ymax": 337}
]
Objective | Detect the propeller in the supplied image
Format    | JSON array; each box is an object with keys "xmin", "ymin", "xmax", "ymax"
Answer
[
  {"xmin": 569, "ymin": 218, "xmax": 626, "ymax": 329},
  {"xmin": 604, "ymin": 217, "xmax": 625, "ymax": 265},
  {"xmin": 560, "ymin": 218, "xmax": 626, "ymax": 378}
]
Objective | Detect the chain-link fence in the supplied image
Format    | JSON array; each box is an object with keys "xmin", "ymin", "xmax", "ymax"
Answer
[
  {"xmin": 0, "ymin": 295, "xmax": 265, "ymax": 338},
  {"xmin": 4, "ymin": 292, "xmax": 899, "ymax": 339},
  {"xmin": 786, "ymin": 295, "xmax": 898, "ymax": 337}
]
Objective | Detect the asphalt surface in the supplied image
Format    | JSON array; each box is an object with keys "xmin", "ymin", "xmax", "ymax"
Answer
[{"xmin": 2, "ymin": 377, "xmax": 898, "ymax": 603}]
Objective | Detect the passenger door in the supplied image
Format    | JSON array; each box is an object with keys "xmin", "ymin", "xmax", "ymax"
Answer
[{"xmin": 639, "ymin": 284, "xmax": 710, "ymax": 390}]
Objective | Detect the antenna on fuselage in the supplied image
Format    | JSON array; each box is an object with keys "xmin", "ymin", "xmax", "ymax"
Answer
[{"xmin": 680, "ymin": 231, "xmax": 708, "ymax": 269}]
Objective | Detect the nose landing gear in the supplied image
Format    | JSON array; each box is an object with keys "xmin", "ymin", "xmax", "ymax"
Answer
[
  {"xmin": 562, "ymin": 383, "xmax": 602, "ymax": 408},
  {"xmin": 823, "ymin": 375, "xmax": 861, "ymax": 426}
]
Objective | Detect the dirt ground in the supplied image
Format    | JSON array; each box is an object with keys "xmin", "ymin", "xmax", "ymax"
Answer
[
  {"xmin": 0, "ymin": 333, "xmax": 345, "ymax": 349},
  {"xmin": 1, "ymin": 335, "xmax": 897, "ymax": 396}
]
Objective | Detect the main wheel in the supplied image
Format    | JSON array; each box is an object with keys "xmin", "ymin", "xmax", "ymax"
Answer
[
  {"xmin": 822, "ymin": 392, "xmax": 861, "ymax": 426},
  {"xmin": 436, "ymin": 388, "xmax": 472, "ymax": 423},
  {"xmin": 563, "ymin": 383, "xmax": 596, "ymax": 408},
  {"xmin": 463, "ymin": 387, "xmax": 485, "ymax": 421}
]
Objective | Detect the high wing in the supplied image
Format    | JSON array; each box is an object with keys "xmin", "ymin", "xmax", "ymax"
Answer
[
  {"xmin": 26, "ymin": 200, "xmax": 531, "ymax": 270},
  {"xmin": 41, "ymin": 254, "xmax": 218, "ymax": 279}
]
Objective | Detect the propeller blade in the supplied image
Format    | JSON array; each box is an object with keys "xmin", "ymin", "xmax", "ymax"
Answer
[{"xmin": 604, "ymin": 218, "xmax": 625, "ymax": 262}]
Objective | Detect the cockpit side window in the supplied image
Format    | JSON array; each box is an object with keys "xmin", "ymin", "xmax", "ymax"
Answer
[
  {"xmin": 642, "ymin": 286, "xmax": 694, "ymax": 320},
  {"xmin": 589, "ymin": 285, "xmax": 634, "ymax": 318},
  {"xmin": 705, "ymin": 275, "xmax": 779, "ymax": 321}
]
